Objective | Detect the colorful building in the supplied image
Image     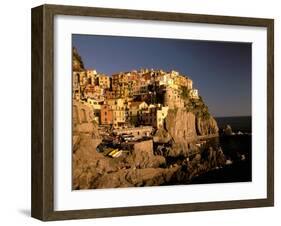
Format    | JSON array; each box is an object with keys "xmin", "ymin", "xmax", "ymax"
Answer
[
  {"xmin": 103, "ymin": 98, "xmax": 127, "ymax": 128},
  {"xmin": 139, "ymin": 105, "xmax": 169, "ymax": 128},
  {"xmin": 100, "ymin": 104, "xmax": 113, "ymax": 125},
  {"xmin": 97, "ymin": 74, "xmax": 110, "ymax": 89}
]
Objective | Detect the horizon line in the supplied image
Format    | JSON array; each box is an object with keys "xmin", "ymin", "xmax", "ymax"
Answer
[{"xmin": 214, "ymin": 115, "xmax": 252, "ymax": 118}]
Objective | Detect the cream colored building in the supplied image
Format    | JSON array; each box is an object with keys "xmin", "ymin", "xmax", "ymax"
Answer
[
  {"xmin": 86, "ymin": 69, "xmax": 97, "ymax": 78},
  {"xmin": 173, "ymin": 74, "xmax": 193, "ymax": 90},
  {"xmin": 84, "ymin": 98, "xmax": 102, "ymax": 124},
  {"xmin": 189, "ymin": 89, "xmax": 199, "ymax": 99},
  {"xmin": 139, "ymin": 105, "xmax": 169, "ymax": 129},
  {"xmin": 86, "ymin": 69, "xmax": 98, "ymax": 85},
  {"xmin": 86, "ymin": 98, "xmax": 102, "ymax": 110},
  {"xmin": 128, "ymin": 101, "xmax": 148, "ymax": 116},
  {"xmin": 156, "ymin": 106, "xmax": 169, "ymax": 128}
]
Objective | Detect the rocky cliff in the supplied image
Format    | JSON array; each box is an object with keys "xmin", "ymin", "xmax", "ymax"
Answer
[
  {"xmin": 161, "ymin": 96, "xmax": 219, "ymax": 148},
  {"xmin": 164, "ymin": 109, "xmax": 197, "ymax": 149},
  {"xmin": 196, "ymin": 116, "xmax": 219, "ymax": 136},
  {"xmin": 72, "ymin": 47, "xmax": 84, "ymax": 71},
  {"xmin": 73, "ymin": 135, "xmax": 178, "ymax": 189},
  {"xmin": 73, "ymin": 135, "xmax": 225, "ymax": 189},
  {"xmin": 160, "ymin": 108, "xmax": 218, "ymax": 147}
]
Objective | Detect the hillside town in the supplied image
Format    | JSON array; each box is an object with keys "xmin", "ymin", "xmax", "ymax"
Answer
[
  {"xmin": 73, "ymin": 67, "xmax": 199, "ymax": 130},
  {"xmin": 71, "ymin": 39, "xmax": 252, "ymax": 189},
  {"xmin": 72, "ymin": 48, "xmax": 233, "ymax": 189}
]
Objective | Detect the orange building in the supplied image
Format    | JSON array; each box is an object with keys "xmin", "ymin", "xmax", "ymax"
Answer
[{"xmin": 100, "ymin": 104, "xmax": 113, "ymax": 125}]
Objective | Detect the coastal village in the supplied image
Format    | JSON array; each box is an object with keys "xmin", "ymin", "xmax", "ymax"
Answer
[
  {"xmin": 72, "ymin": 48, "xmax": 230, "ymax": 189},
  {"xmin": 73, "ymin": 68, "xmax": 199, "ymax": 133},
  {"xmin": 72, "ymin": 51, "xmax": 204, "ymax": 158}
]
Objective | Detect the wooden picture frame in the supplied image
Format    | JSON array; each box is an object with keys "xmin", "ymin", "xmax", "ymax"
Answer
[{"xmin": 31, "ymin": 4, "xmax": 274, "ymax": 221}]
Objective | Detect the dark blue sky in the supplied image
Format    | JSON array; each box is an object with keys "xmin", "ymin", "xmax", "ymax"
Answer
[{"xmin": 72, "ymin": 34, "xmax": 252, "ymax": 117}]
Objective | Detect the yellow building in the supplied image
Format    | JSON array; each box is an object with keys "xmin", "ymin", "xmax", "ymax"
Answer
[
  {"xmin": 86, "ymin": 69, "xmax": 97, "ymax": 78},
  {"xmin": 86, "ymin": 69, "xmax": 98, "ymax": 85},
  {"xmin": 174, "ymin": 74, "xmax": 193, "ymax": 89},
  {"xmin": 97, "ymin": 74, "xmax": 110, "ymax": 89}
]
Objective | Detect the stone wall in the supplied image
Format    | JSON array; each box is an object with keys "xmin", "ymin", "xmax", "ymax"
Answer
[
  {"xmin": 73, "ymin": 100, "xmax": 93, "ymax": 125},
  {"xmin": 73, "ymin": 100, "xmax": 97, "ymax": 135}
]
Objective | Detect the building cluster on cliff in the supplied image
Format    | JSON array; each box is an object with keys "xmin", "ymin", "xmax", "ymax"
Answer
[{"xmin": 73, "ymin": 66, "xmax": 200, "ymax": 130}]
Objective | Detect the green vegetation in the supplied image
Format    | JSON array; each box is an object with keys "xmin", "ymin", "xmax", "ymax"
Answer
[
  {"xmin": 180, "ymin": 86, "xmax": 189, "ymax": 100},
  {"xmin": 185, "ymin": 95, "xmax": 210, "ymax": 120},
  {"xmin": 179, "ymin": 86, "xmax": 211, "ymax": 119}
]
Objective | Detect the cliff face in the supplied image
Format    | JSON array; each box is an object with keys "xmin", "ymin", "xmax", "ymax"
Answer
[
  {"xmin": 162, "ymin": 106, "xmax": 218, "ymax": 149},
  {"xmin": 162, "ymin": 90, "xmax": 219, "ymax": 141},
  {"xmin": 165, "ymin": 109, "xmax": 197, "ymax": 150},
  {"xmin": 196, "ymin": 116, "xmax": 219, "ymax": 136},
  {"xmin": 73, "ymin": 134, "xmax": 225, "ymax": 189}
]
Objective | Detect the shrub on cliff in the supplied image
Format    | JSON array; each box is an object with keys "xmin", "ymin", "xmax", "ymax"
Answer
[{"xmin": 184, "ymin": 95, "xmax": 210, "ymax": 120}]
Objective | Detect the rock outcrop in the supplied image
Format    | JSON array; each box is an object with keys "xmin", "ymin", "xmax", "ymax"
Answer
[
  {"xmin": 73, "ymin": 136, "xmax": 176, "ymax": 189},
  {"xmin": 165, "ymin": 109, "xmax": 197, "ymax": 149},
  {"xmin": 91, "ymin": 167, "xmax": 179, "ymax": 188},
  {"xmin": 196, "ymin": 116, "xmax": 219, "ymax": 136},
  {"xmin": 169, "ymin": 146, "xmax": 226, "ymax": 184},
  {"xmin": 126, "ymin": 140, "xmax": 166, "ymax": 169},
  {"xmin": 222, "ymin": 124, "xmax": 233, "ymax": 136},
  {"xmin": 153, "ymin": 108, "xmax": 219, "ymax": 157},
  {"xmin": 72, "ymin": 47, "xmax": 84, "ymax": 71},
  {"xmin": 72, "ymin": 135, "xmax": 118, "ymax": 189},
  {"xmin": 153, "ymin": 127, "xmax": 172, "ymax": 143}
]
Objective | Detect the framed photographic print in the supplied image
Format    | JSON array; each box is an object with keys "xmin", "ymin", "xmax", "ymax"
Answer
[{"xmin": 31, "ymin": 4, "xmax": 274, "ymax": 221}]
